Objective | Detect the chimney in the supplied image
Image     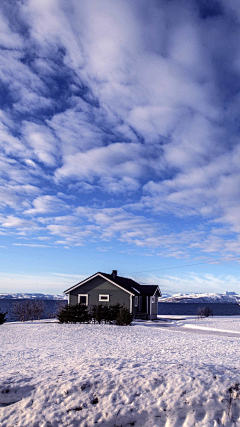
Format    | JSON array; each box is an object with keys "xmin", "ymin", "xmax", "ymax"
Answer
[{"xmin": 112, "ymin": 270, "xmax": 117, "ymax": 279}]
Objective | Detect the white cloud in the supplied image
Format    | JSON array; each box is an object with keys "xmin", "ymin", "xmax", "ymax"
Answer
[
  {"xmin": 24, "ymin": 195, "xmax": 71, "ymax": 215},
  {"xmin": 137, "ymin": 272, "xmax": 240, "ymax": 295},
  {"xmin": 1, "ymin": 0, "xmax": 240, "ymax": 271},
  {"xmin": 0, "ymin": 11, "xmax": 23, "ymax": 49},
  {"xmin": 47, "ymin": 108, "xmax": 105, "ymax": 155},
  {"xmin": 21, "ymin": 121, "xmax": 59, "ymax": 167},
  {"xmin": 54, "ymin": 142, "xmax": 159, "ymax": 193},
  {"xmin": 12, "ymin": 243, "xmax": 49, "ymax": 247},
  {"xmin": 1, "ymin": 216, "xmax": 35, "ymax": 228}
]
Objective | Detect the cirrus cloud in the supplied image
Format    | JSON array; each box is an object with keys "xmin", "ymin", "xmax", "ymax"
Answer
[{"xmin": 1, "ymin": 0, "xmax": 240, "ymax": 293}]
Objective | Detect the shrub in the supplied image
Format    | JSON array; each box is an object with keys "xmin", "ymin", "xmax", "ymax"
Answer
[
  {"xmin": 57, "ymin": 304, "xmax": 70, "ymax": 323},
  {"xmin": 57, "ymin": 304, "xmax": 90, "ymax": 324},
  {"xmin": 116, "ymin": 307, "xmax": 133, "ymax": 326},
  {"xmin": 90, "ymin": 303, "xmax": 123, "ymax": 324},
  {"xmin": 12, "ymin": 300, "xmax": 45, "ymax": 322},
  {"xmin": 57, "ymin": 302, "xmax": 132, "ymax": 325},
  {"xmin": 197, "ymin": 306, "xmax": 213, "ymax": 319},
  {"xmin": 108, "ymin": 303, "xmax": 122, "ymax": 323},
  {"xmin": 0, "ymin": 311, "xmax": 7, "ymax": 325},
  {"xmin": 90, "ymin": 304, "xmax": 104, "ymax": 324},
  {"xmin": 90, "ymin": 304, "xmax": 112, "ymax": 324}
]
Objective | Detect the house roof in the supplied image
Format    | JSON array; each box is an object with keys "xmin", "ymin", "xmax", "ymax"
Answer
[
  {"xmin": 99, "ymin": 272, "xmax": 160, "ymax": 296},
  {"xmin": 64, "ymin": 271, "xmax": 161, "ymax": 297}
]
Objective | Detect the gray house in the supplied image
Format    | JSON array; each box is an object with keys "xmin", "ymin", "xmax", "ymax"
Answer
[{"xmin": 64, "ymin": 270, "xmax": 161, "ymax": 320}]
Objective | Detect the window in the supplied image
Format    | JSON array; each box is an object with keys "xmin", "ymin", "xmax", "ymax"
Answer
[
  {"xmin": 135, "ymin": 296, "xmax": 138, "ymax": 307},
  {"xmin": 99, "ymin": 294, "xmax": 109, "ymax": 302},
  {"xmin": 78, "ymin": 294, "xmax": 88, "ymax": 305},
  {"xmin": 151, "ymin": 296, "xmax": 155, "ymax": 304}
]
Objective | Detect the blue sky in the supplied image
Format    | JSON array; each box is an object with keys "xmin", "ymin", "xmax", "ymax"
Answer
[{"xmin": 1, "ymin": 0, "xmax": 240, "ymax": 295}]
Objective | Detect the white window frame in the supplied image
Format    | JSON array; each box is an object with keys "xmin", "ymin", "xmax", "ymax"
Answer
[
  {"xmin": 151, "ymin": 296, "xmax": 155, "ymax": 304},
  {"xmin": 78, "ymin": 294, "xmax": 88, "ymax": 306},
  {"xmin": 135, "ymin": 296, "xmax": 138, "ymax": 307},
  {"xmin": 99, "ymin": 294, "xmax": 109, "ymax": 302}
]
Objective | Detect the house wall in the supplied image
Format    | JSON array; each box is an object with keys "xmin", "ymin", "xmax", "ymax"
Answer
[
  {"xmin": 132, "ymin": 295, "xmax": 157, "ymax": 320},
  {"xmin": 150, "ymin": 296, "xmax": 158, "ymax": 320},
  {"xmin": 68, "ymin": 276, "xmax": 132, "ymax": 311},
  {"xmin": 132, "ymin": 296, "xmax": 139, "ymax": 318}
]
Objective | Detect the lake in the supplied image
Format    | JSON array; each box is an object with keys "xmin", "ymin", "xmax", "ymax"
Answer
[
  {"xmin": 1, "ymin": 300, "xmax": 240, "ymax": 322},
  {"xmin": 158, "ymin": 302, "xmax": 240, "ymax": 316},
  {"xmin": 0, "ymin": 299, "xmax": 67, "ymax": 322}
]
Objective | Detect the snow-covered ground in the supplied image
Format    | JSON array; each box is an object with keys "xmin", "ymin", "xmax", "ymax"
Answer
[
  {"xmin": 178, "ymin": 316, "xmax": 240, "ymax": 334},
  {"xmin": 159, "ymin": 292, "xmax": 240, "ymax": 304},
  {"xmin": 1, "ymin": 319, "xmax": 240, "ymax": 426}
]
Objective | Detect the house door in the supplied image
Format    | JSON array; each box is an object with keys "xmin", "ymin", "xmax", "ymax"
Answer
[{"xmin": 139, "ymin": 296, "xmax": 147, "ymax": 312}]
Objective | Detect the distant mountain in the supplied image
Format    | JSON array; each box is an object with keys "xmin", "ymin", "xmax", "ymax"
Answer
[
  {"xmin": 159, "ymin": 293, "xmax": 240, "ymax": 304},
  {"xmin": 160, "ymin": 293, "xmax": 172, "ymax": 299},
  {"xmin": 0, "ymin": 293, "xmax": 67, "ymax": 300}
]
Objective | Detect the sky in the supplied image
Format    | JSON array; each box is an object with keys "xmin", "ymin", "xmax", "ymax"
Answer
[{"xmin": 1, "ymin": 0, "xmax": 240, "ymax": 295}]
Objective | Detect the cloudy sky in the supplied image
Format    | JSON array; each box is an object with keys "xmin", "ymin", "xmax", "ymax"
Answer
[{"xmin": 1, "ymin": 0, "xmax": 240, "ymax": 294}]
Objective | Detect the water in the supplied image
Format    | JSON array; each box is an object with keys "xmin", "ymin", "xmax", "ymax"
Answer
[
  {"xmin": 158, "ymin": 302, "xmax": 240, "ymax": 316},
  {"xmin": 0, "ymin": 299, "xmax": 67, "ymax": 322},
  {"xmin": 1, "ymin": 300, "xmax": 240, "ymax": 322}
]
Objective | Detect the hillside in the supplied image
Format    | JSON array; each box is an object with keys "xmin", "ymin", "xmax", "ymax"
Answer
[
  {"xmin": 159, "ymin": 292, "xmax": 240, "ymax": 304},
  {"xmin": 0, "ymin": 293, "xmax": 67, "ymax": 300}
]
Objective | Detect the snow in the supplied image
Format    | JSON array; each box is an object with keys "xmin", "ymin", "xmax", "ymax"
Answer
[
  {"xmin": 1, "ymin": 319, "xmax": 240, "ymax": 426},
  {"xmin": 159, "ymin": 292, "xmax": 240, "ymax": 304},
  {"xmin": 180, "ymin": 316, "xmax": 240, "ymax": 334}
]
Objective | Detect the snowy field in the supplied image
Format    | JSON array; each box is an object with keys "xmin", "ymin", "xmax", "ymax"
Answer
[
  {"xmin": 179, "ymin": 316, "xmax": 240, "ymax": 334},
  {"xmin": 1, "ymin": 319, "xmax": 240, "ymax": 426}
]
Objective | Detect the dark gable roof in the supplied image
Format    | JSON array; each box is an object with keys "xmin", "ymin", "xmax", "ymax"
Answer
[
  {"xmin": 96, "ymin": 272, "xmax": 160, "ymax": 296},
  {"xmin": 64, "ymin": 271, "xmax": 160, "ymax": 296}
]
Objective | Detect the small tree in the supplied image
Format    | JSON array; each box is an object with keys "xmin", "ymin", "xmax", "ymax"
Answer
[
  {"xmin": 12, "ymin": 301, "xmax": 30, "ymax": 321},
  {"xmin": 0, "ymin": 311, "xmax": 7, "ymax": 325},
  {"xmin": 197, "ymin": 307, "xmax": 213, "ymax": 319},
  {"xmin": 12, "ymin": 300, "xmax": 45, "ymax": 322},
  {"xmin": 116, "ymin": 307, "xmax": 132, "ymax": 326},
  {"xmin": 30, "ymin": 300, "xmax": 45, "ymax": 320}
]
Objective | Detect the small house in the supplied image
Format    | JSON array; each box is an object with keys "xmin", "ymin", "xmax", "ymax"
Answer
[{"xmin": 64, "ymin": 270, "xmax": 161, "ymax": 320}]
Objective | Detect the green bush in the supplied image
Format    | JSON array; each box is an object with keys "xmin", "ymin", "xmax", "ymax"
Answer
[
  {"xmin": 90, "ymin": 304, "xmax": 107, "ymax": 324},
  {"xmin": 0, "ymin": 311, "xmax": 7, "ymax": 325},
  {"xmin": 57, "ymin": 302, "xmax": 132, "ymax": 325},
  {"xmin": 116, "ymin": 307, "xmax": 133, "ymax": 326},
  {"xmin": 57, "ymin": 303, "xmax": 90, "ymax": 323},
  {"xmin": 90, "ymin": 303, "xmax": 123, "ymax": 324},
  {"xmin": 108, "ymin": 303, "xmax": 122, "ymax": 323}
]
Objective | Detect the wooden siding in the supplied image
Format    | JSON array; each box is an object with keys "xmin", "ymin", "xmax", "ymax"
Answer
[{"xmin": 69, "ymin": 276, "xmax": 131, "ymax": 310}]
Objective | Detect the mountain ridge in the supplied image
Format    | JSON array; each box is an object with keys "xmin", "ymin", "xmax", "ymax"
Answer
[{"xmin": 159, "ymin": 293, "xmax": 240, "ymax": 304}]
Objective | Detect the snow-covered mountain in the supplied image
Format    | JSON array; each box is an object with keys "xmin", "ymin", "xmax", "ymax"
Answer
[
  {"xmin": 159, "ymin": 292, "xmax": 240, "ymax": 304},
  {"xmin": 0, "ymin": 293, "xmax": 67, "ymax": 300},
  {"xmin": 159, "ymin": 293, "xmax": 172, "ymax": 299}
]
